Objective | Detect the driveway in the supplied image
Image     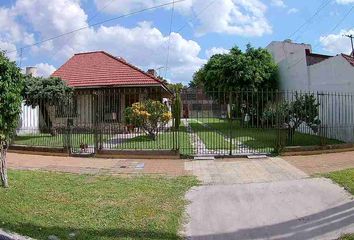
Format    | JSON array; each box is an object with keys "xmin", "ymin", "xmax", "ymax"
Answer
[{"xmin": 184, "ymin": 157, "xmax": 354, "ymax": 240}]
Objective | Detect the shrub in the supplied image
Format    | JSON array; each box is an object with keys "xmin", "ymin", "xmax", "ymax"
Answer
[
  {"xmin": 172, "ymin": 93, "xmax": 181, "ymax": 130},
  {"xmin": 124, "ymin": 100, "xmax": 172, "ymax": 140}
]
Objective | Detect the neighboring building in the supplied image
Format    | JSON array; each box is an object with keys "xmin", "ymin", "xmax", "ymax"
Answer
[
  {"xmin": 19, "ymin": 51, "xmax": 171, "ymax": 134},
  {"xmin": 266, "ymin": 40, "xmax": 354, "ymax": 142},
  {"xmin": 180, "ymin": 87, "xmax": 227, "ymax": 118},
  {"xmin": 266, "ymin": 40, "xmax": 354, "ymax": 91}
]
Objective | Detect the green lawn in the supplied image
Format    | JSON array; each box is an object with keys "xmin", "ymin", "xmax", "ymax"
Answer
[
  {"xmin": 13, "ymin": 134, "xmax": 109, "ymax": 148},
  {"xmin": 324, "ymin": 168, "xmax": 354, "ymax": 195},
  {"xmin": 324, "ymin": 169, "xmax": 354, "ymax": 240},
  {"xmin": 115, "ymin": 125, "xmax": 193, "ymax": 156},
  {"xmin": 193, "ymin": 118, "xmax": 342, "ymax": 152},
  {"xmin": 13, "ymin": 134, "xmax": 65, "ymax": 147},
  {"xmin": 0, "ymin": 170, "xmax": 198, "ymax": 240},
  {"xmin": 340, "ymin": 234, "xmax": 354, "ymax": 240}
]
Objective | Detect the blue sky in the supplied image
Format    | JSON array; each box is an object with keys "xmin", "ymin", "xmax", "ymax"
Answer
[{"xmin": 0, "ymin": 0, "xmax": 353, "ymax": 84}]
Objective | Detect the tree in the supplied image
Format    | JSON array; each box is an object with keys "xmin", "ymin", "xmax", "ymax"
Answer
[
  {"xmin": 24, "ymin": 76, "xmax": 73, "ymax": 134},
  {"xmin": 263, "ymin": 93, "xmax": 321, "ymax": 143},
  {"xmin": 192, "ymin": 44, "xmax": 279, "ymax": 92},
  {"xmin": 189, "ymin": 68, "xmax": 205, "ymax": 88},
  {"xmin": 172, "ymin": 93, "xmax": 182, "ymax": 130},
  {"xmin": 0, "ymin": 52, "xmax": 24, "ymax": 188},
  {"xmin": 124, "ymin": 100, "xmax": 172, "ymax": 140},
  {"xmin": 167, "ymin": 83, "xmax": 184, "ymax": 94}
]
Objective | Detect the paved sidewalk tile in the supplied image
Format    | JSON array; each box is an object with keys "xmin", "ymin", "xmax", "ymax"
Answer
[
  {"xmin": 7, "ymin": 153, "xmax": 189, "ymax": 176},
  {"xmin": 185, "ymin": 157, "xmax": 308, "ymax": 185},
  {"xmin": 283, "ymin": 151, "xmax": 354, "ymax": 174}
]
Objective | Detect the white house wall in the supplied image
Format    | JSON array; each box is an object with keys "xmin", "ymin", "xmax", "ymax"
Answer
[
  {"xmin": 308, "ymin": 56, "xmax": 354, "ymax": 92},
  {"xmin": 17, "ymin": 103, "xmax": 40, "ymax": 135},
  {"xmin": 267, "ymin": 41, "xmax": 354, "ymax": 143},
  {"xmin": 266, "ymin": 41, "xmax": 311, "ymax": 90}
]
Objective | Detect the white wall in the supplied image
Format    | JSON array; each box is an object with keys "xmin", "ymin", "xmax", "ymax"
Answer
[
  {"xmin": 266, "ymin": 41, "xmax": 311, "ymax": 90},
  {"xmin": 17, "ymin": 103, "xmax": 40, "ymax": 135},
  {"xmin": 267, "ymin": 41, "xmax": 354, "ymax": 143},
  {"xmin": 308, "ymin": 55, "xmax": 354, "ymax": 92}
]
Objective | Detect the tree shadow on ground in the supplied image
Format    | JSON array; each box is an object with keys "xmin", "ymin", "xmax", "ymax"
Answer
[{"xmin": 189, "ymin": 201, "xmax": 354, "ymax": 240}]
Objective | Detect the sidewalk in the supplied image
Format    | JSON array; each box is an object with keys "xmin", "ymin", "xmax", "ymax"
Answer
[
  {"xmin": 283, "ymin": 151, "xmax": 354, "ymax": 175},
  {"xmin": 7, "ymin": 153, "xmax": 189, "ymax": 176}
]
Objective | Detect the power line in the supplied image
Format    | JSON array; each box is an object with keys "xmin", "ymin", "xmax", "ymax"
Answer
[
  {"xmin": 344, "ymin": 34, "xmax": 354, "ymax": 56},
  {"xmin": 164, "ymin": 0, "xmax": 175, "ymax": 78},
  {"xmin": 288, "ymin": 0, "xmax": 331, "ymax": 39},
  {"xmin": 5, "ymin": 0, "xmax": 187, "ymax": 55},
  {"xmin": 163, "ymin": 0, "xmax": 217, "ymax": 78},
  {"xmin": 46, "ymin": 0, "xmax": 116, "ymax": 62},
  {"xmin": 287, "ymin": 5, "xmax": 354, "ymax": 70},
  {"xmin": 175, "ymin": 0, "xmax": 217, "ymax": 34}
]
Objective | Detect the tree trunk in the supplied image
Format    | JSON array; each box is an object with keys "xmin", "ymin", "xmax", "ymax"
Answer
[
  {"xmin": 40, "ymin": 104, "xmax": 54, "ymax": 135},
  {"xmin": 0, "ymin": 142, "xmax": 9, "ymax": 188}
]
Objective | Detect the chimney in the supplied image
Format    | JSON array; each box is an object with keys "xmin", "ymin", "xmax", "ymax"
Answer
[
  {"xmin": 147, "ymin": 69, "xmax": 157, "ymax": 77},
  {"xmin": 26, "ymin": 66, "xmax": 37, "ymax": 77}
]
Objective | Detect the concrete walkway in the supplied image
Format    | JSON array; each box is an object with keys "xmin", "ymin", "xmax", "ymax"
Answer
[
  {"xmin": 184, "ymin": 156, "xmax": 354, "ymax": 240},
  {"xmin": 184, "ymin": 178, "xmax": 354, "ymax": 240},
  {"xmin": 185, "ymin": 157, "xmax": 308, "ymax": 184}
]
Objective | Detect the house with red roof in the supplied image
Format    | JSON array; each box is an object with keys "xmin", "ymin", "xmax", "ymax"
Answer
[{"xmin": 48, "ymin": 51, "xmax": 171, "ymax": 128}]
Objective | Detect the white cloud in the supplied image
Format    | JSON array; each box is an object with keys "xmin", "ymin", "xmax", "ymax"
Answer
[
  {"xmin": 35, "ymin": 63, "xmax": 56, "ymax": 77},
  {"xmin": 84, "ymin": 22, "xmax": 206, "ymax": 83},
  {"xmin": 0, "ymin": 40, "xmax": 18, "ymax": 61},
  {"xmin": 335, "ymin": 0, "xmax": 354, "ymax": 4},
  {"xmin": 94, "ymin": 0, "xmax": 272, "ymax": 37},
  {"xmin": 205, "ymin": 47, "xmax": 229, "ymax": 58},
  {"xmin": 1, "ymin": 0, "xmax": 206, "ymax": 83},
  {"xmin": 319, "ymin": 29, "xmax": 354, "ymax": 54},
  {"xmin": 287, "ymin": 8, "xmax": 299, "ymax": 14},
  {"xmin": 271, "ymin": 0, "xmax": 286, "ymax": 8}
]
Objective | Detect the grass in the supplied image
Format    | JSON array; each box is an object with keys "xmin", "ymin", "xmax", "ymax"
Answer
[
  {"xmin": 13, "ymin": 133, "xmax": 110, "ymax": 149},
  {"xmin": 193, "ymin": 118, "xmax": 342, "ymax": 152},
  {"xmin": 324, "ymin": 168, "xmax": 354, "ymax": 195},
  {"xmin": 115, "ymin": 125, "xmax": 193, "ymax": 156},
  {"xmin": 340, "ymin": 234, "xmax": 354, "ymax": 240},
  {"xmin": 0, "ymin": 170, "xmax": 198, "ymax": 240},
  {"xmin": 324, "ymin": 169, "xmax": 354, "ymax": 240}
]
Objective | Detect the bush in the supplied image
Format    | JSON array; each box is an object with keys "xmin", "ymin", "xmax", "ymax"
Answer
[
  {"xmin": 124, "ymin": 100, "xmax": 172, "ymax": 140},
  {"xmin": 172, "ymin": 93, "xmax": 181, "ymax": 130},
  {"xmin": 263, "ymin": 93, "xmax": 321, "ymax": 143}
]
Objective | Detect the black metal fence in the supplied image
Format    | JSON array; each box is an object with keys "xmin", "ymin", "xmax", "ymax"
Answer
[{"xmin": 12, "ymin": 88, "xmax": 354, "ymax": 157}]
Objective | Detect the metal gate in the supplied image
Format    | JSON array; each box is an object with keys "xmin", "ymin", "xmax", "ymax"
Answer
[{"xmin": 179, "ymin": 89, "xmax": 277, "ymax": 156}]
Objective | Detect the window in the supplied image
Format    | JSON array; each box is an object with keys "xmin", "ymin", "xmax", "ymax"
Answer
[{"xmin": 104, "ymin": 94, "xmax": 120, "ymax": 114}]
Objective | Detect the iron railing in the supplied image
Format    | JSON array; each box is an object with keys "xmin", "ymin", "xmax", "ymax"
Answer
[{"xmin": 12, "ymin": 88, "xmax": 354, "ymax": 157}]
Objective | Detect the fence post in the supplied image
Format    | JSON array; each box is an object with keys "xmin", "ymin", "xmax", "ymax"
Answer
[
  {"xmin": 66, "ymin": 118, "xmax": 73, "ymax": 154},
  {"xmin": 93, "ymin": 92, "xmax": 99, "ymax": 154},
  {"xmin": 229, "ymin": 92, "xmax": 233, "ymax": 156}
]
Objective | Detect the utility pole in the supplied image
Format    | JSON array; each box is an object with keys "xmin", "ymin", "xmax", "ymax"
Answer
[{"xmin": 344, "ymin": 34, "xmax": 354, "ymax": 56}]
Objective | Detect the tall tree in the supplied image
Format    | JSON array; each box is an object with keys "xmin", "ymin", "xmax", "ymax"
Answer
[
  {"xmin": 0, "ymin": 52, "xmax": 24, "ymax": 188},
  {"xmin": 192, "ymin": 44, "xmax": 279, "ymax": 92},
  {"xmin": 24, "ymin": 76, "xmax": 73, "ymax": 134}
]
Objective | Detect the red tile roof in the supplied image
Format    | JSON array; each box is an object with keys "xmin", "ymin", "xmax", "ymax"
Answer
[
  {"xmin": 51, "ymin": 51, "xmax": 165, "ymax": 88},
  {"xmin": 342, "ymin": 54, "xmax": 354, "ymax": 67}
]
